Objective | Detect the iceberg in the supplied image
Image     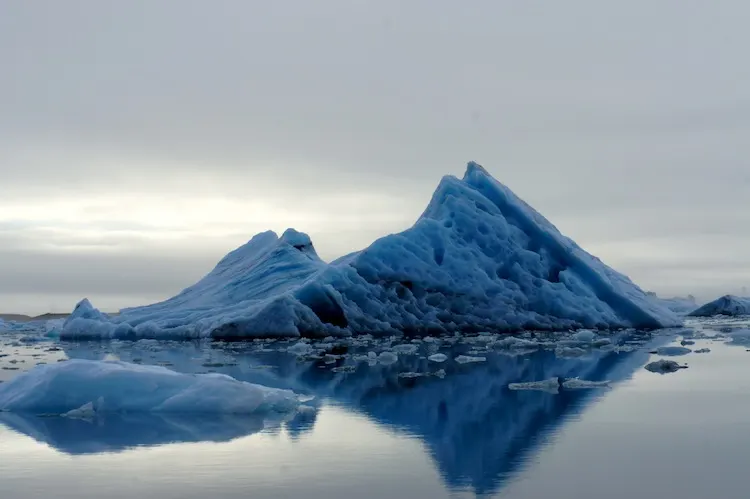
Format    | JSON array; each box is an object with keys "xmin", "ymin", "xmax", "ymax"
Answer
[
  {"xmin": 688, "ymin": 295, "xmax": 750, "ymax": 317},
  {"xmin": 0, "ymin": 359, "xmax": 300, "ymax": 415},
  {"xmin": 61, "ymin": 162, "xmax": 679, "ymax": 339}
]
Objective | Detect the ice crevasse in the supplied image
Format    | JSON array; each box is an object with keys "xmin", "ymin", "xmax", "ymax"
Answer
[{"xmin": 61, "ymin": 162, "xmax": 680, "ymax": 339}]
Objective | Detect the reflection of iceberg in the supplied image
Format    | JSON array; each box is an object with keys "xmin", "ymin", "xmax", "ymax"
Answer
[
  {"xmin": 298, "ymin": 346, "xmax": 656, "ymax": 495},
  {"xmin": 49, "ymin": 334, "xmax": 662, "ymax": 495},
  {"xmin": 0, "ymin": 412, "xmax": 284, "ymax": 455}
]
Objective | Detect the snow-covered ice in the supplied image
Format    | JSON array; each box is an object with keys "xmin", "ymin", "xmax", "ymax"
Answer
[
  {"xmin": 508, "ymin": 378, "xmax": 560, "ymax": 393},
  {"xmin": 0, "ymin": 359, "xmax": 300, "ymax": 415},
  {"xmin": 59, "ymin": 162, "xmax": 680, "ymax": 340},
  {"xmin": 689, "ymin": 295, "xmax": 750, "ymax": 317},
  {"xmin": 645, "ymin": 359, "xmax": 688, "ymax": 374}
]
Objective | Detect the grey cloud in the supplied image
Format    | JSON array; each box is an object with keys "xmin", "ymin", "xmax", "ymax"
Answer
[{"xmin": 1, "ymin": 0, "xmax": 749, "ymax": 312}]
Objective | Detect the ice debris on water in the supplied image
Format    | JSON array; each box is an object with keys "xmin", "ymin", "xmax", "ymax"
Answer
[
  {"xmin": 572, "ymin": 330, "xmax": 597, "ymax": 343},
  {"xmin": 398, "ymin": 372, "xmax": 424, "ymax": 379},
  {"xmin": 287, "ymin": 341, "xmax": 313, "ymax": 356},
  {"xmin": 645, "ymin": 359, "xmax": 688, "ymax": 374},
  {"xmin": 694, "ymin": 348, "xmax": 711, "ymax": 354},
  {"xmin": 508, "ymin": 377, "xmax": 559, "ymax": 394},
  {"xmin": 562, "ymin": 378, "xmax": 611, "ymax": 389}
]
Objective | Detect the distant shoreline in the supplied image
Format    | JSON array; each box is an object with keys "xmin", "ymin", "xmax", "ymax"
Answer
[{"xmin": 0, "ymin": 313, "xmax": 70, "ymax": 322}]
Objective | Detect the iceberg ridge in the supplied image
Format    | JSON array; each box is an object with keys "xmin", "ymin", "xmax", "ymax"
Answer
[{"xmin": 61, "ymin": 162, "xmax": 680, "ymax": 339}]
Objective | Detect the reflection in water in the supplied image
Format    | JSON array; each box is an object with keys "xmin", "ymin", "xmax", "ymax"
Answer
[
  {"xmin": 0, "ymin": 412, "xmax": 289, "ymax": 455},
  {"xmin": 1, "ymin": 332, "xmax": 667, "ymax": 496}
]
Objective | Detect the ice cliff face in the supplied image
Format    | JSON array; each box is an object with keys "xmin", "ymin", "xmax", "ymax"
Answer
[{"xmin": 61, "ymin": 162, "xmax": 680, "ymax": 339}]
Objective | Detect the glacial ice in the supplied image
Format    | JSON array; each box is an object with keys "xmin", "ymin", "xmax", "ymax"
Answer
[
  {"xmin": 689, "ymin": 295, "xmax": 750, "ymax": 317},
  {"xmin": 0, "ymin": 359, "xmax": 300, "ymax": 415},
  {"xmin": 59, "ymin": 162, "xmax": 680, "ymax": 339}
]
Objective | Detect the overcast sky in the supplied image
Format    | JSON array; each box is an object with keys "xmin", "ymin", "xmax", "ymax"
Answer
[{"xmin": 1, "ymin": 1, "xmax": 749, "ymax": 315}]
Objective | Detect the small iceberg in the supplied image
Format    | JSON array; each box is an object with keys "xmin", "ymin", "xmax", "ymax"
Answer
[
  {"xmin": 0, "ymin": 359, "xmax": 300, "ymax": 415},
  {"xmin": 508, "ymin": 377, "xmax": 559, "ymax": 393},
  {"xmin": 645, "ymin": 359, "xmax": 688, "ymax": 374}
]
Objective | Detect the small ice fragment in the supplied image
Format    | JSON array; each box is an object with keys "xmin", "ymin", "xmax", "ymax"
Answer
[
  {"xmin": 694, "ymin": 348, "xmax": 711, "ymax": 353},
  {"xmin": 562, "ymin": 378, "xmax": 611, "ymax": 389},
  {"xmin": 681, "ymin": 340, "xmax": 695, "ymax": 346},
  {"xmin": 398, "ymin": 372, "xmax": 423, "ymax": 379},
  {"xmin": 331, "ymin": 365, "xmax": 356, "ymax": 373},
  {"xmin": 428, "ymin": 353, "xmax": 448, "ymax": 363},
  {"xmin": 593, "ymin": 338, "xmax": 612, "ymax": 347},
  {"xmin": 432, "ymin": 369, "xmax": 446, "ymax": 378},
  {"xmin": 652, "ymin": 346, "xmax": 691, "ymax": 357},
  {"xmin": 287, "ymin": 342, "xmax": 313, "ymax": 356},
  {"xmin": 645, "ymin": 359, "xmax": 688, "ymax": 374},
  {"xmin": 572, "ymin": 330, "xmax": 597, "ymax": 343},
  {"xmin": 455, "ymin": 355, "xmax": 486, "ymax": 364},
  {"xmin": 508, "ymin": 377, "xmax": 559, "ymax": 393},
  {"xmin": 377, "ymin": 351, "xmax": 399, "ymax": 365}
]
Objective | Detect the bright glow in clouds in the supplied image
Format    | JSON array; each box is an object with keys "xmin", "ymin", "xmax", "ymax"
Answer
[{"xmin": 1, "ymin": 0, "xmax": 750, "ymax": 314}]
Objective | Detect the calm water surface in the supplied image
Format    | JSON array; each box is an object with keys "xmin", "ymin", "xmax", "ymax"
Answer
[{"xmin": 1, "ymin": 318, "xmax": 749, "ymax": 499}]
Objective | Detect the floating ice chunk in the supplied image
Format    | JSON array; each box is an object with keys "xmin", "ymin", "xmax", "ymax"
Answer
[
  {"xmin": 287, "ymin": 341, "xmax": 313, "ymax": 356},
  {"xmin": 455, "ymin": 355, "xmax": 487, "ymax": 364},
  {"xmin": 377, "ymin": 351, "xmax": 399, "ymax": 365},
  {"xmin": 428, "ymin": 353, "xmax": 448, "ymax": 363},
  {"xmin": 694, "ymin": 348, "xmax": 711, "ymax": 353},
  {"xmin": 432, "ymin": 369, "xmax": 446, "ymax": 378},
  {"xmin": 652, "ymin": 346, "xmax": 692, "ymax": 357},
  {"xmin": 645, "ymin": 359, "xmax": 688, "ymax": 374},
  {"xmin": 398, "ymin": 372, "xmax": 424, "ymax": 379},
  {"xmin": 681, "ymin": 340, "xmax": 695, "ymax": 346},
  {"xmin": 572, "ymin": 330, "xmax": 597, "ymax": 343},
  {"xmin": 508, "ymin": 377, "xmax": 559, "ymax": 393},
  {"xmin": 562, "ymin": 378, "xmax": 611, "ymax": 389},
  {"xmin": 0, "ymin": 359, "xmax": 300, "ymax": 414}
]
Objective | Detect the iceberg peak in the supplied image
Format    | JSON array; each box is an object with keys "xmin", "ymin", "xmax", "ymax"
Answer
[{"xmin": 60, "ymin": 162, "xmax": 681, "ymax": 339}]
